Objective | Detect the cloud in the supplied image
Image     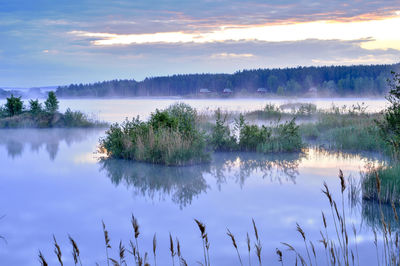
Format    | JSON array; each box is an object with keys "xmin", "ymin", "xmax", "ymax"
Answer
[{"xmin": 211, "ymin": 53, "xmax": 254, "ymax": 59}]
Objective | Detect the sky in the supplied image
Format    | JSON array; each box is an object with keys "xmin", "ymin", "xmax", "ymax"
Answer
[{"xmin": 1, "ymin": 0, "xmax": 400, "ymax": 87}]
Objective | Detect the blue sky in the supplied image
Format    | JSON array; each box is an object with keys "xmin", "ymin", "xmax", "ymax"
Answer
[{"xmin": 1, "ymin": 0, "xmax": 400, "ymax": 87}]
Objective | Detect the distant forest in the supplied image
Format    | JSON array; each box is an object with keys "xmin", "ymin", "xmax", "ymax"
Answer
[{"xmin": 56, "ymin": 64, "xmax": 400, "ymax": 97}]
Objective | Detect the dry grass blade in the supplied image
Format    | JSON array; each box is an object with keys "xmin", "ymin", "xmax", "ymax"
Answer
[
  {"xmin": 38, "ymin": 250, "xmax": 48, "ymax": 266},
  {"xmin": 177, "ymin": 237, "xmax": 181, "ymax": 258},
  {"xmin": 321, "ymin": 211, "xmax": 327, "ymax": 228},
  {"xmin": 194, "ymin": 219, "xmax": 206, "ymax": 238},
  {"xmin": 53, "ymin": 235, "xmax": 63, "ymax": 266},
  {"xmin": 102, "ymin": 220, "xmax": 111, "ymax": 266},
  {"xmin": 169, "ymin": 233, "xmax": 176, "ymax": 266},
  {"xmin": 227, "ymin": 229, "xmax": 238, "ymax": 249},
  {"xmin": 322, "ymin": 182, "xmax": 333, "ymax": 206},
  {"xmin": 119, "ymin": 240, "xmax": 126, "ymax": 266},
  {"xmin": 68, "ymin": 235, "xmax": 81, "ymax": 266},
  {"xmin": 252, "ymin": 219, "xmax": 259, "ymax": 241},
  {"xmin": 180, "ymin": 257, "xmax": 188, "ymax": 266},
  {"xmin": 227, "ymin": 228, "xmax": 243, "ymax": 266},
  {"xmin": 131, "ymin": 214, "xmax": 140, "ymax": 239},
  {"xmin": 276, "ymin": 248, "xmax": 283, "ymax": 262},
  {"xmin": 296, "ymin": 223, "xmax": 305, "ymax": 241},
  {"xmin": 339, "ymin": 169, "xmax": 346, "ymax": 193},
  {"xmin": 108, "ymin": 258, "xmax": 120, "ymax": 266},
  {"xmin": 153, "ymin": 233, "xmax": 157, "ymax": 266}
]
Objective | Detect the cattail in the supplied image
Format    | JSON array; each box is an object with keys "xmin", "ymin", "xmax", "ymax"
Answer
[
  {"xmin": 38, "ymin": 250, "xmax": 48, "ymax": 266},
  {"xmin": 53, "ymin": 235, "xmax": 63, "ymax": 266}
]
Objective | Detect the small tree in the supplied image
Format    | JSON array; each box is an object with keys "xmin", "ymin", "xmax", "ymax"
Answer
[
  {"xmin": 5, "ymin": 94, "xmax": 23, "ymax": 116},
  {"xmin": 378, "ymin": 71, "xmax": 400, "ymax": 154},
  {"xmin": 29, "ymin": 99, "xmax": 42, "ymax": 114},
  {"xmin": 45, "ymin": 91, "xmax": 59, "ymax": 113}
]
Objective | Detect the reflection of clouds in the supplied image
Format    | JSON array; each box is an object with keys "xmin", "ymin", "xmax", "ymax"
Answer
[
  {"xmin": 0, "ymin": 129, "xmax": 102, "ymax": 160},
  {"xmin": 100, "ymin": 151, "xmax": 305, "ymax": 207}
]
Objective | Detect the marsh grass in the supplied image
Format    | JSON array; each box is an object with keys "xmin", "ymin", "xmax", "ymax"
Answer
[
  {"xmin": 100, "ymin": 103, "xmax": 210, "ymax": 166},
  {"xmin": 362, "ymin": 164, "xmax": 400, "ymax": 203},
  {"xmin": 38, "ymin": 170, "xmax": 400, "ymax": 265}
]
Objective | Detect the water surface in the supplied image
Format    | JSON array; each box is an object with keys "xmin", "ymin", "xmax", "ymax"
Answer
[{"xmin": 0, "ymin": 128, "xmax": 388, "ymax": 265}]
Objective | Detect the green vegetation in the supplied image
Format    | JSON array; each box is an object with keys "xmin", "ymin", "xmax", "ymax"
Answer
[
  {"xmin": 361, "ymin": 72, "xmax": 400, "ymax": 204},
  {"xmin": 56, "ymin": 64, "xmax": 398, "ymax": 97},
  {"xmin": 362, "ymin": 164, "xmax": 400, "ymax": 203},
  {"xmin": 100, "ymin": 103, "xmax": 210, "ymax": 166},
  {"xmin": 0, "ymin": 92, "xmax": 105, "ymax": 128}
]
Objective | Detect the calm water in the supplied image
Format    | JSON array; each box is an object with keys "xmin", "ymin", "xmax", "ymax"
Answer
[
  {"xmin": 0, "ymin": 99, "xmax": 390, "ymax": 265},
  {"xmin": 55, "ymin": 97, "xmax": 387, "ymax": 122}
]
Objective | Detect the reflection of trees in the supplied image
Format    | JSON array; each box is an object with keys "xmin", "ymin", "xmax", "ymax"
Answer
[
  {"xmin": 100, "ymin": 151, "xmax": 305, "ymax": 207},
  {"xmin": 362, "ymin": 200, "xmax": 400, "ymax": 232},
  {"xmin": 0, "ymin": 129, "xmax": 101, "ymax": 160},
  {"xmin": 99, "ymin": 159, "xmax": 210, "ymax": 208},
  {"xmin": 211, "ymin": 152, "xmax": 305, "ymax": 188}
]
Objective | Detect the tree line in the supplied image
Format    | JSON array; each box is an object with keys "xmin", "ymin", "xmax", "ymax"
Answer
[{"xmin": 55, "ymin": 64, "xmax": 400, "ymax": 97}]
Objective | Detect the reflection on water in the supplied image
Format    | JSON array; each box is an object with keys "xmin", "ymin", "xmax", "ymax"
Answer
[
  {"xmin": 0, "ymin": 129, "xmax": 102, "ymax": 160},
  {"xmin": 362, "ymin": 200, "xmax": 400, "ymax": 232},
  {"xmin": 100, "ymin": 159, "xmax": 211, "ymax": 207},
  {"xmin": 100, "ymin": 151, "xmax": 305, "ymax": 207},
  {"xmin": 210, "ymin": 151, "xmax": 305, "ymax": 187}
]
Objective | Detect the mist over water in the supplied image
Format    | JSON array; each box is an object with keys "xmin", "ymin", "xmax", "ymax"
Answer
[{"xmin": 0, "ymin": 99, "xmax": 391, "ymax": 265}]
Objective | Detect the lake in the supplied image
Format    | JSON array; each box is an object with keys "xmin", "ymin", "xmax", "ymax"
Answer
[{"xmin": 0, "ymin": 98, "xmax": 390, "ymax": 265}]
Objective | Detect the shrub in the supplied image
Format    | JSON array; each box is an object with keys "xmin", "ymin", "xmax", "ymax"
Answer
[
  {"xmin": 29, "ymin": 99, "xmax": 42, "ymax": 114},
  {"xmin": 378, "ymin": 71, "xmax": 400, "ymax": 156},
  {"xmin": 209, "ymin": 109, "xmax": 237, "ymax": 151},
  {"xmin": 100, "ymin": 103, "xmax": 210, "ymax": 166},
  {"xmin": 44, "ymin": 91, "xmax": 59, "ymax": 113},
  {"xmin": 5, "ymin": 94, "xmax": 23, "ymax": 116}
]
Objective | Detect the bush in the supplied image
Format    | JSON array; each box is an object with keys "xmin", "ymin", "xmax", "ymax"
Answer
[
  {"xmin": 63, "ymin": 108, "xmax": 94, "ymax": 127},
  {"xmin": 378, "ymin": 71, "xmax": 400, "ymax": 156},
  {"xmin": 44, "ymin": 91, "xmax": 59, "ymax": 113},
  {"xmin": 100, "ymin": 103, "xmax": 210, "ymax": 166},
  {"xmin": 29, "ymin": 99, "xmax": 42, "ymax": 114},
  {"xmin": 5, "ymin": 94, "xmax": 23, "ymax": 116},
  {"xmin": 209, "ymin": 109, "xmax": 237, "ymax": 151},
  {"xmin": 258, "ymin": 119, "xmax": 303, "ymax": 152}
]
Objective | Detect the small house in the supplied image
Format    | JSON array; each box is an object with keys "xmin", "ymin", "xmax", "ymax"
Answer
[
  {"xmin": 199, "ymin": 88, "xmax": 211, "ymax": 94},
  {"xmin": 223, "ymin": 88, "xmax": 233, "ymax": 94},
  {"xmin": 257, "ymin": 88, "xmax": 268, "ymax": 94}
]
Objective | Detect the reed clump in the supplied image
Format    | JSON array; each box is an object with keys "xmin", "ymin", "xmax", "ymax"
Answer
[{"xmin": 100, "ymin": 103, "xmax": 210, "ymax": 166}]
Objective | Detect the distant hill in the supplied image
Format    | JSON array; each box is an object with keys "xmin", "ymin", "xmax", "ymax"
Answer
[{"xmin": 55, "ymin": 64, "xmax": 400, "ymax": 97}]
